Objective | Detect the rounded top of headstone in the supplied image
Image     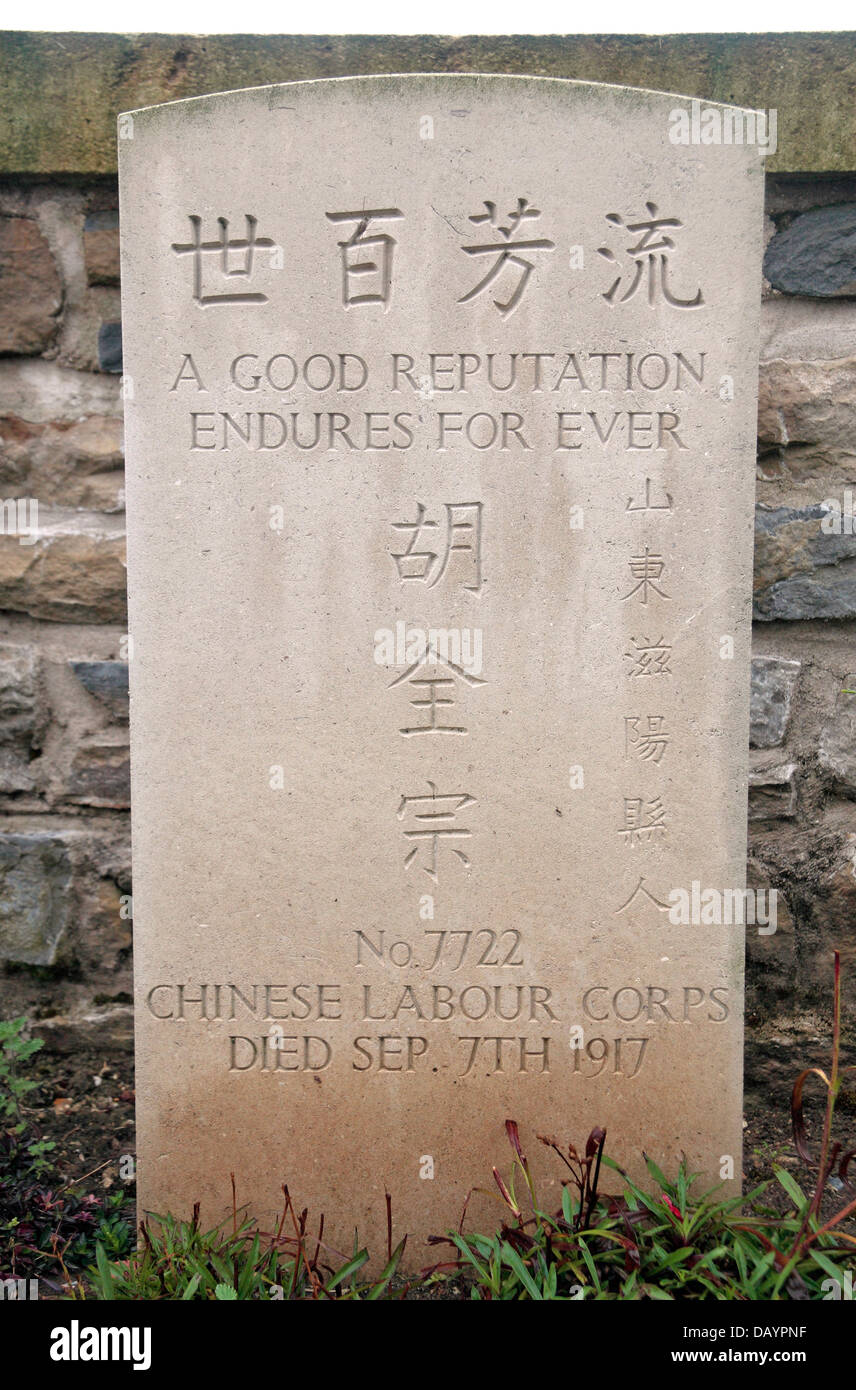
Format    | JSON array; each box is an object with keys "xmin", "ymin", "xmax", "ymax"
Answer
[{"xmin": 118, "ymin": 71, "xmax": 766, "ymax": 124}]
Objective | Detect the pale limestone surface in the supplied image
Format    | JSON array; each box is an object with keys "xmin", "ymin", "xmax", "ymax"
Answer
[{"xmin": 119, "ymin": 75, "xmax": 764, "ymax": 1267}]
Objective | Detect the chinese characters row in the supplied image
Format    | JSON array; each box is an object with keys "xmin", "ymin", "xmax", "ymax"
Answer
[{"xmin": 172, "ymin": 200, "xmax": 704, "ymax": 316}]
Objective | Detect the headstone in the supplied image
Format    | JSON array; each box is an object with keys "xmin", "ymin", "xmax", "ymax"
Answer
[{"xmin": 119, "ymin": 75, "xmax": 765, "ymax": 1267}]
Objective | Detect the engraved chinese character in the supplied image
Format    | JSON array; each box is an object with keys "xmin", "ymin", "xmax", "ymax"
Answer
[
  {"xmin": 626, "ymin": 478, "xmax": 673, "ymax": 513},
  {"xmin": 326, "ymin": 208, "xmax": 404, "ymax": 307},
  {"xmin": 171, "ymin": 215, "xmax": 276, "ymax": 306},
  {"xmin": 397, "ymin": 782, "xmax": 475, "ymax": 881},
  {"xmin": 390, "ymin": 502, "xmax": 483, "ymax": 593},
  {"xmin": 623, "ymin": 547, "xmax": 670, "ymax": 605},
  {"xmin": 625, "ymin": 715, "xmax": 670, "ymax": 764},
  {"xmin": 613, "ymin": 876, "xmax": 671, "ymax": 916},
  {"xmin": 459, "ymin": 199, "xmax": 555, "ymax": 317},
  {"xmin": 625, "ymin": 636, "xmax": 673, "ymax": 679},
  {"xmin": 389, "ymin": 650, "xmax": 486, "ymax": 736},
  {"xmin": 619, "ymin": 795, "xmax": 667, "ymax": 847},
  {"xmin": 598, "ymin": 202, "xmax": 703, "ymax": 309}
]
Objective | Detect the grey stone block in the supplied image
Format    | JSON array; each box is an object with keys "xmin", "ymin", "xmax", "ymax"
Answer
[{"xmin": 0, "ymin": 834, "xmax": 71, "ymax": 965}]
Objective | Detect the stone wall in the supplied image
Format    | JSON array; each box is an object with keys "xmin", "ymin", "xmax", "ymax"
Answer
[
  {"xmin": 0, "ymin": 176, "xmax": 131, "ymax": 1049},
  {"xmin": 0, "ymin": 32, "xmax": 855, "ymax": 1094}
]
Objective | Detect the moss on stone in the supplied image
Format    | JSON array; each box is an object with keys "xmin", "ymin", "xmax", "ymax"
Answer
[{"xmin": 0, "ymin": 31, "xmax": 855, "ymax": 174}]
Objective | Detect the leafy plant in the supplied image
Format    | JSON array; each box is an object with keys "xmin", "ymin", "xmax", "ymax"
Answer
[
  {"xmin": 0, "ymin": 1017, "xmax": 46, "ymax": 1126},
  {"xmin": 427, "ymin": 953, "xmax": 856, "ymax": 1300},
  {"xmin": 427, "ymin": 1117, "xmax": 856, "ymax": 1300},
  {"xmin": 84, "ymin": 1178, "xmax": 409, "ymax": 1300}
]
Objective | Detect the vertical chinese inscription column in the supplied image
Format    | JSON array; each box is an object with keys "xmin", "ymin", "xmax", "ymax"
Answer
[{"xmin": 120, "ymin": 76, "xmax": 764, "ymax": 1268}]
